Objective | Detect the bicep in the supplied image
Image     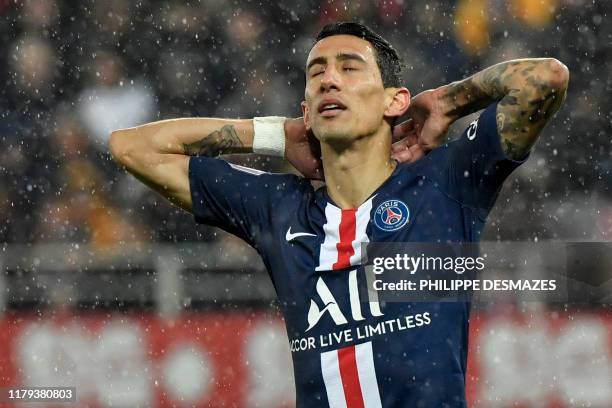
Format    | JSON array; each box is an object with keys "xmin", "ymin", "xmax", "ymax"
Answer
[{"xmin": 496, "ymin": 59, "xmax": 569, "ymax": 159}]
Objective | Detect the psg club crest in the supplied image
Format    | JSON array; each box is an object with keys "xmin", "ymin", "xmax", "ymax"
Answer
[{"xmin": 374, "ymin": 199, "xmax": 410, "ymax": 232}]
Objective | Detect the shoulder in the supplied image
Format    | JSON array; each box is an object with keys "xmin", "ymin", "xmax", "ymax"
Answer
[
  {"xmin": 228, "ymin": 162, "xmax": 317, "ymax": 200},
  {"xmin": 189, "ymin": 156, "xmax": 315, "ymax": 197}
]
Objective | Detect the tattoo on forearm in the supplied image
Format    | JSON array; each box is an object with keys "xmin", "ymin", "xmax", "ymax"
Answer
[
  {"xmin": 182, "ymin": 125, "xmax": 243, "ymax": 157},
  {"xmin": 443, "ymin": 62, "xmax": 521, "ymax": 119},
  {"xmin": 443, "ymin": 79, "xmax": 492, "ymax": 119}
]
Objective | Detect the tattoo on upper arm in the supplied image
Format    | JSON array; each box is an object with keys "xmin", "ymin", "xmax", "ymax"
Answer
[
  {"xmin": 496, "ymin": 112, "xmax": 505, "ymax": 130},
  {"xmin": 481, "ymin": 60, "xmax": 567, "ymax": 160},
  {"xmin": 496, "ymin": 111, "xmax": 522, "ymax": 157},
  {"xmin": 442, "ymin": 59, "xmax": 567, "ymax": 160},
  {"xmin": 182, "ymin": 125, "xmax": 243, "ymax": 157},
  {"xmin": 497, "ymin": 79, "xmax": 566, "ymax": 159}
]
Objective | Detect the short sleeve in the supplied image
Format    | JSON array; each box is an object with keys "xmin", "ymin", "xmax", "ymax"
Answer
[
  {"xmin": 188, "ymin": 156, "xmax": 297, "ymax": 248},
  {"xmin": 423, "ymin": 103, "xmax": 528, "ymax": 216}
]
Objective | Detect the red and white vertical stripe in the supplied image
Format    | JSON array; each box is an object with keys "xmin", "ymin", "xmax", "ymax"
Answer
[
  {"xmin": 321, "ymin": 341, "xmax": 382, "ymax": 408},
  {"xmin": 316, "ymin": 198, "xmax": 374, "ymax": 271}
]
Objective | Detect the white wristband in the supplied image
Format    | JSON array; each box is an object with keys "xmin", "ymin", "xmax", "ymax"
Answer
[{"xmin": 253, "ymin": 116, "xmax": 286, "ymax": 157}]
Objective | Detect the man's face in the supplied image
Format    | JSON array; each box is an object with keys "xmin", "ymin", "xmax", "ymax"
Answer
[{"xmin": 302, "ymin": 35, "xmax": 390, "ymax": 143}]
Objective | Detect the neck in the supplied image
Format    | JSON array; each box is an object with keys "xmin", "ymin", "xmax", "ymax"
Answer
[{"xmin": 321, "ymin": 127, "xmax": 396, "ymax": 209}]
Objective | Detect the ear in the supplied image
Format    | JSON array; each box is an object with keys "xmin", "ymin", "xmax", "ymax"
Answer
[
  {"xmin": 384, "ymin": 87, "xmax": 411, "ymax": 119},
  {"xmin": 301, "ymin": 101, "xmax": 311, "ymax": 131}
]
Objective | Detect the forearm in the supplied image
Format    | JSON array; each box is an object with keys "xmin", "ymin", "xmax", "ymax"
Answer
[
  {"xmin": 111, "ymin": 118, "xmax": 254, "ymax": 158},
  {"xmin": 436, "ymin": 58, "xmax": 569, "ymax": 158},
  {"xmin": 109, "ymin": 114, "xmax": 324, "ymax": 182},
  {"xmin": 108, "ymin": 118, "xmax": 257, "ymax": 212}
]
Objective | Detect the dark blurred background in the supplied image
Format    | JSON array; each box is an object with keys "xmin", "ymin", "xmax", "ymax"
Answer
[
  {"xmin": 1, "ymin": 1, "xmax": 611, "ymax": 407},
  {"xmin": 1, "ymin": 0, "xmax": 610, "ymax": 249}
]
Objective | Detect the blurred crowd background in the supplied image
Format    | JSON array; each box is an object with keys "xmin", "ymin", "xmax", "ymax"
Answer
[
  {"xmin": 1, "ymin": 2, "xmax": 611, "ymax": 406},
  {"xmin": 0, "ymin": 0, "xmax": 610, "ymax": 248}
]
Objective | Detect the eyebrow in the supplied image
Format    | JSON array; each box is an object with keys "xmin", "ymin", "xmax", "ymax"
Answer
[{"xmin": 306, "ymin": 52, "xmax": 367, "ymax": 71}]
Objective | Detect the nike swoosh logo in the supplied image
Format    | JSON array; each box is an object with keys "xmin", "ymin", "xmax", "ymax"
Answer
[{"xmin": 286, "ymin": 226, "xmax": 316, "ymax": 242}]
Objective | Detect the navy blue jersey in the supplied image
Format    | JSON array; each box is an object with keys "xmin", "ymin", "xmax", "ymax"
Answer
[{"xmin": 189, "ymin": 104, "xmax": 526, "ymax": 407}]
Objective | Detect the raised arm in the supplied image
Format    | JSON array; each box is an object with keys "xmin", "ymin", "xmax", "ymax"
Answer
[
  {"xmin": 109, "ymin": 117, "xmax": 324, "ymax": 212},
  {"xmin": 400, "ymin": 58, "xmax": 569, "ymax": 161},
  {"xmin": 109, "ymin": 118, "xmax": 254, "ymax": 212},
  {"xmin": 440, "ymin": 58, "xmax": 569, "ymax": 159}
]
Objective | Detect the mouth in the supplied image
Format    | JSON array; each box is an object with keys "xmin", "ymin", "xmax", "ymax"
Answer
[{"xmin": 318, "ymin": 100, "xmax": 347, "ymax": 117}]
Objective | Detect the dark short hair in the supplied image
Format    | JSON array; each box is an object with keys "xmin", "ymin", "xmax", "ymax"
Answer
[{"xmin": 313, "ymin": 22, "xmax": 402, "ymax": 88}]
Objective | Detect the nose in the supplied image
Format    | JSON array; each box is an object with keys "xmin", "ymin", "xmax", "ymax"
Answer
[{"xmin": 320, "ymin": 66, "xmax": 340, "ymax": 92}]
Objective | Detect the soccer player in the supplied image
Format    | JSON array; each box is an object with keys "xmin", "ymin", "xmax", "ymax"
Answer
[{"xmin": 109, "ymin": 22, "xmax": 568, "ymax": 407}]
